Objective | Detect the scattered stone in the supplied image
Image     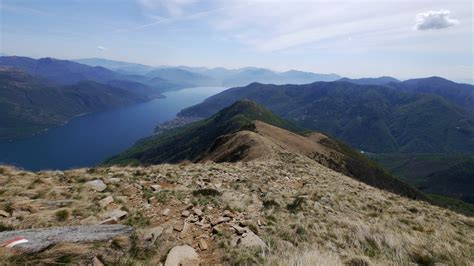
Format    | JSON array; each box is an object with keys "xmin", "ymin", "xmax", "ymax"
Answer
[
  {"xmin": 0, "ymin": 210, "xmax": 10, "ymax": 217},
  {"xmin": 99, "ymin": 196, "xmax": 114, "ymax": 208},
  {"xmin": 99, "ymin": 218, "xmax": 118, "ymax": 225},
  {"xmin": 193, "ymin": 208, "xmax": 203, "ymax": 217},
  {"xmin": 238, "ymin": 231, "xmax": 266, "ymax": 249},
  {"xmin": 179, "ymin": 223, "xmax": 192, "ymax": 237},
  {"xmin": 164, "ymin": 245, "xmax": 200, "ymax": 266},
  {"xmin": 223, "ymin": 210, "xmax": 234, "ymax": 218},
  {"xmin": 212, "ymin": 224, "xmax": 226, "ymax": 234},
  {"xmin": 100, "ymin": 208, "xmax": 128, "ymax": 221},
  {"xmin": 0, "ymin": 225, "xmax": 133, "ymax": 253},
  {"xmin": 148, "ymin": 196, "xmax": 156, "ymax": 204},
  {"xmin": 106, "ymin": 178, "xmax": 121, "ymax": 184},
  {"xmin": 162, "ymin": 208, "xmax": 170, "ymax": 216},
  {"xmin": 211, "ymin": 216, "xmax": 231, "ymax": 226},
  {"xmin": 85, "ymin": 180, "xmax": 107, "ymax": 192},
  {"xmin": 92, "ymin": 256, "xmax": 104, "ymax": 266},
  {"xmin": 151, "ymin": 184, "xmax": 161, "ymax": 192},
  {"xmin": 188, "ymin": 216, "xmax": 199, "ymax": 223},
  {"xmin": 142, "ymin": 227, "xmax": 163, "ymax": 244},
  {"xmin": 198, "ymin": 239, "xmax": 208, "ymax": 250},
  {"xmin": 174, "ymin": 222, "xmax": 184, "ymax": 232},
  {"xmin": 230, "ymin": 224, "xmax": 248, "ymax": 235},
  {"xmin": 181, "ymin": 210, "xmax": 190, "ymax": 217}
]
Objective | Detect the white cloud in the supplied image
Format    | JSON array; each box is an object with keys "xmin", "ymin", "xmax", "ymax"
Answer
[
  {"xmin": 97, "ymin": 46, "xmax": 107, "ymax": 51},
  {"xmin": 210, "ymin": 1, "xmax": 418, "ymax": 52},
  {"xmin": 137, "ymin": 0, "xmax": 196, "ymax": 17},
  {"xmin": 414, "ymin": 10, "xmax": 459, "ymax": 30}
]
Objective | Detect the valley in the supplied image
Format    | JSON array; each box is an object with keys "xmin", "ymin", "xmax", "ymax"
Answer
[
  {"xmin": 0, "ymin": 86, "xmax": 227, "ymax": 171},
  {"xmin": 0, "ymin": 101, "xmax": 472, "ymax": 265}
]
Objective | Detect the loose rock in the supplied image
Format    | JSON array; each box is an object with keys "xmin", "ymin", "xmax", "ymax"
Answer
[
  {"xmin": 193, "ymin": 208, "xmax": 203, "ymax": 217},
  {"xmin": 92, "ymin": 256, "xmax": 104, "ymax": 266},
  {"xmin": 141, "ymin": 227, "xmax": 163, "ymax": 244},
  {"xmin": 99, "ymin": 196, "xmax": 114, "ymax": 208},
  {"xmin": 238, "ymin": 231, "xmax": 266, "ymax": 249},
  {"xmin": 151, "ymin": 184, "xmax": 161, "ymax": 192},
  {"xmin": 198, "ymin": 239, "xmax": 208, "ymax": 250},
  {"xmin": 85, "ymin": 180, "xmax": 107, "ymax": 192},
  {"xmin": 211, "ymin": 216, "xmax": 231, "ymax": 226}
]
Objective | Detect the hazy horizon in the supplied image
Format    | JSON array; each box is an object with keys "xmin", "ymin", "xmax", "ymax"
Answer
[{"xmin": 1, "ymin": 0, "xmax": 473, "ymax": 82}]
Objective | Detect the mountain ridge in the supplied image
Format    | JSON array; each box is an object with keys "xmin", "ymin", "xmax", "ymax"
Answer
[
  {"xmin": 179, "ymin": 81, "xmax": 474, "ymax": 154},
  {"xmin": 105, "ymin": 100, "xmax": 427, "ymax": 201}
]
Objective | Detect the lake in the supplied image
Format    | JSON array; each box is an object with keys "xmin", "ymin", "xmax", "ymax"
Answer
[{"xmin": 0, "ymin": 86, "xmax": 227, "ymax": 171}]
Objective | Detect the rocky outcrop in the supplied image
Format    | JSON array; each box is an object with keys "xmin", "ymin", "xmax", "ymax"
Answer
[{"xmin": 0, "ymin": 225, "xmax": 133, "ymax": 253}]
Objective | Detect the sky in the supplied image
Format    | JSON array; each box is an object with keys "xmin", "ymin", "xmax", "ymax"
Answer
[{"xmin": 0, "ymin": 0, "xmax": 473, "ymax": 82}]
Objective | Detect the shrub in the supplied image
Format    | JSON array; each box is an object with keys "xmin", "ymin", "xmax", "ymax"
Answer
[
  {"xmin": 55, "ymin": 210, "xmax": 69, "ymax": 221},
  {"xmin": 287, "ymin": 197, "xmax": 305, "ymax": 213},
  {"xmin": 192, "ymin": 188, "xmax": 221, "ymax": 197}
]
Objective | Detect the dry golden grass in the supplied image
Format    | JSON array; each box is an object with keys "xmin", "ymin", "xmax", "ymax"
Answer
[
  {"xmin": 266, "ymin": 248, "xmax": 343, "ymax": 266},
  {"xmin": 0, "ymin": 156, "xmax": 473, "ymax": 265}
]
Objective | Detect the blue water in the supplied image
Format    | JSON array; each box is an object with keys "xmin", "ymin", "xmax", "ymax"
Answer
[{"xmin": 0, "ymin": 87, "xmax": 226, "ymax": 171}]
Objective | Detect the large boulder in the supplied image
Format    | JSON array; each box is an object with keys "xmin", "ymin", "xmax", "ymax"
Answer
[{"xmin": 165, "ymin": 245, "xmax": 200, "ymax": 266}]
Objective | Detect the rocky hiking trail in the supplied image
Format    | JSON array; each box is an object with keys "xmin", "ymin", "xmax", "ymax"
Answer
[{"xmin": 0, "ymin": 156, "xmax": 473, "ymax": 265}]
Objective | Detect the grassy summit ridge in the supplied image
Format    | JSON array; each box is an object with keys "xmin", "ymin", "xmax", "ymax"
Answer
[{"xmin": 104, "ymin": 100, "xmax": 301, "ymax": 165}]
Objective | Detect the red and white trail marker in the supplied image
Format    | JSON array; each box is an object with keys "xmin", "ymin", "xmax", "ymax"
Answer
[{"xmin": 1, "ymin": 237, "xmax": 29, "ymax": 248}]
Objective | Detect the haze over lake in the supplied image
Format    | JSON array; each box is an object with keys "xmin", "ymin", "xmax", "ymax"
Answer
[{"xmin": 0, "ymin": 87, "xmax": 226, "ymax": 171}]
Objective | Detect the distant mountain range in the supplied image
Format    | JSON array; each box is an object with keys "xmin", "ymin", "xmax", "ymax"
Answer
[
  {"xmin": 337, "ymin": 76, "xmax": 400, "ymax": 85},
  {"xmin": 179, "ymin": 79, "xmax": 474, "ymax": 154},
  {"xmin": 75, "ymin": 57, "xmax": 342, "ymax": 87}
]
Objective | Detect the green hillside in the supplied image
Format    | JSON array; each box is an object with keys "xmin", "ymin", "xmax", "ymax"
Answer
[
  {"xmin": 179, "ymin": 81, "xmax": 474, "ymax": 153},
  {"xmin": 370, "ymin": 153, "xmax": 474, "ymax": 209}
]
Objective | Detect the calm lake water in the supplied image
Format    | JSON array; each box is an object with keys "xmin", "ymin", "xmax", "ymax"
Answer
[{"xmin": 0, "ymin": 87, "xmax": 226, "ymax": 171}]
